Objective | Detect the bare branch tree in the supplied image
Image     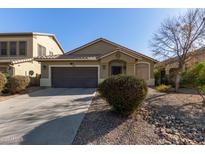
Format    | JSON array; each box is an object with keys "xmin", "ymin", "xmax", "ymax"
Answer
[{"xmin": 150, "ymin": 9, "xmax": 205, "ymax": 91}]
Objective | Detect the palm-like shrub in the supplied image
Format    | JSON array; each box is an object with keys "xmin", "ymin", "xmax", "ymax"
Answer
[{"xmin": 98, "ymin": 75, "xmax": 148, "ymax": 116}]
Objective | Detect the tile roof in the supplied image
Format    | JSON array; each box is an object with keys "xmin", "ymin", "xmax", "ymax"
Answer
[
  {"xmin": 35, "ymin": 54, "xmax": 102, "ymax": 61},
  {"xmin": 0, "ymin": 58, "xmax": 33, "ymax": 64}
]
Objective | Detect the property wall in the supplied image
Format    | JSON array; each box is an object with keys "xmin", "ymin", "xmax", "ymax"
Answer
[
  {"xmin": 0, "ymin": 36, "xmax": 33, "ymax": 59},
  {"xmin": 32, "ymin": 35, "xmax": 63, "ymax": 57},
  {"xmin": 70, "ymin": 41, "xmax": 117, "ymax": 55},
  {"xmin": 13, "ymin": 60, "xmax": 40, "ymax": 76}
]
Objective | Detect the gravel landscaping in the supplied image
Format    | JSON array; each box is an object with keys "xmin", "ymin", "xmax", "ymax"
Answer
[{"xmin": 73, "ymin": 88, "xmax": 205, "ymax": 145}]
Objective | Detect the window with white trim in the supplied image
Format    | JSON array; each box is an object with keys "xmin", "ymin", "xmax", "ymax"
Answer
[{"xmin": 38, "ymin": 44, "xmax": 46, "ymax": 56}]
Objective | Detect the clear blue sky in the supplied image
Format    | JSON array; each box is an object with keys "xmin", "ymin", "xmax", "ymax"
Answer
[{"xmin": 0, "ymin": 9, "xmax": 186, "ymax": 57}]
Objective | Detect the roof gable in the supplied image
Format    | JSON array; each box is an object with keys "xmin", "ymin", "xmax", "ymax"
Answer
[
  {"xmin": 67, "ymin": 38, "xmax": 157, "ymax": 63},
  {"xmin": 67, "ymin": 38, "xmax": 118, "ymax": 56}
]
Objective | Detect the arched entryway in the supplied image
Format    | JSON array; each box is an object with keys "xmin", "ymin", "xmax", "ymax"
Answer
[{"xmin": 109, "ymin": 60, "xmax": 126, "ymax": 76}]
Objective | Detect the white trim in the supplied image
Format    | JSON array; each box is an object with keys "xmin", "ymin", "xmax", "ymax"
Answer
[
  {"xmin": 48, "ymin": 65, "xmax": 100, "ymax": 86},
  {"xmin": 136, "ymin": 61, "xmax": 151, "ymax": 80}
]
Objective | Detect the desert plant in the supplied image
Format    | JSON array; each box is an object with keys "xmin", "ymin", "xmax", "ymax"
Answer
[
  {"xmin": 181, "ymin": 62, "xmax": 205, "ymax": 105},
  {"xmin": 98, "ymin": 75, "xmax": 148, "ymax": 116},
  {"xmin": 156, "ymin": 84, "xmax": 172, "ymax": 93},
  {"xmin": 0, "ymin": 72, "xmax": 7, "ymax": 94},
  {"xmin": 10, "ymin": 75, "xmax": 30, "ymax": 94}
]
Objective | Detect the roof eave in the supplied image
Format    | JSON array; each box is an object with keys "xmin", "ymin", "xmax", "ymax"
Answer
[{"xmin": 35, "ymin": 59, "xmax": 98, "ymax": 62}]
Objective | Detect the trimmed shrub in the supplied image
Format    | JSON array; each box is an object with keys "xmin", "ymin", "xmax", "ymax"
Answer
[
  {"xmin": 98, "ymin": 75, "xmax": 148, "ymax": 116},
  {"xmin": 0, "ymin": 72, "xmax": 7, "ymax": 94},
  {"xmin": 10, "ymin": 75, "xmax": 30, "ymax": 94},
  {"xmin": 156, "ymin": 84, "xmax": 172, "ymax": 93},
  {"xmin": 2, "ymin": 73, "xmax": 11, "ymax": 94}
]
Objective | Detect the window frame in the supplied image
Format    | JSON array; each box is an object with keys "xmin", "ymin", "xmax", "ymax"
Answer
[
  {"xmin": 9, "ymin": 41, "xmax": 17, "ymax": 56},
  {"xmin": 38, "ymin": 44, "xmax": 46, "ymax": 56},
  {"xmin": 19, "ymin": 41, "xmax": 27, "ymax": 56},
  {"xmin": 0, "ymin": 42, "xmax": 8, "ymax": 56}
]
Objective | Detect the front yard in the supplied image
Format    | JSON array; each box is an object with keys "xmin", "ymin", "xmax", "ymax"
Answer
[
  {"xmin": 73, "ymin": 88, "xmax": 205, "ymax": 145},
  {"xmin": 0, "ymin": 86, "xmax": 43, "ymax": 102}
]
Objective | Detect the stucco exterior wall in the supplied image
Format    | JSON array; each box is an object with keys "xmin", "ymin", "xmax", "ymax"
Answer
[
  {"xmin": 32, "ymin": 35, "xmax": 63, "ymax": 57},
  {"xmin": 13, "ymin": 60, "xmax": 40, "ymax": 76}
]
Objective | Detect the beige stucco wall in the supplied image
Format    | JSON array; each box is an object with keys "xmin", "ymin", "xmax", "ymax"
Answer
[
  {"xmin": 70, "ymin": 41, "xmax": 117, "ymax": 55},
  {"xmin": 32, "ymin": 35, "xmax": 63, "ymax": 57},
  {"xmin": 0, "ymin": 36, "xmax": 33, "ymax": 59},
  {"xmin": 13, "ymin": 60, "xmax": 40, "ymax": 76}
]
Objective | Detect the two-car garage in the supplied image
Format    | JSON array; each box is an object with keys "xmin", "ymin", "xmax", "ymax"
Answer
[{"xmin": 51, "ymin": 67, "xmax": 98, "ymax": 88}]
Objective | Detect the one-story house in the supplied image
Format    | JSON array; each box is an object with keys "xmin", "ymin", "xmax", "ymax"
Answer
[
  {"xmin": 155, "ymin": 47, "xmax": 205, "ymax": 84},
  {"xmin": 36, "ymin": 38, "xmax": 157, "ymax": 88}
]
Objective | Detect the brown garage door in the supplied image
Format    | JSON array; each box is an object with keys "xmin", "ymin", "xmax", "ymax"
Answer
[{"xmin": 51, "ymin": 67, "xmax": 98, "ymax": 88}]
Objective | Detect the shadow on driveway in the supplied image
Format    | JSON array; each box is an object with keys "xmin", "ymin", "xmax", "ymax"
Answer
[
  {"xmin": 21, "ymin": 113, "xmax": 85, "ymax": 145},
  {"xmin": 20, "ymin": 110, "xmax": 125, "ymax": 145},
  {"xmin": 28, "ymin": 88, "xmax": 96, "ymax": 97}
]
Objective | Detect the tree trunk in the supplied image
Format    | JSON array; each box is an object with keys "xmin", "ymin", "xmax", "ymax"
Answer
[
  {"xmin": 175, "ymin": 74, "xmax": 180, "ymax": 92},
  {"xmin": 175, "ymin": 64, "xmax": 186, "ymax": 92}
]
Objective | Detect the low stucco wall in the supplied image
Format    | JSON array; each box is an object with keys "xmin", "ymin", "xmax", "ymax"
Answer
[{"xmin": 13, "ymin": 60, "xmax": 40, "ymax": 76}]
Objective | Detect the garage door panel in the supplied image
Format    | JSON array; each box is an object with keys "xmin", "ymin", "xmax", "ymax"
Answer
[{"xmin": 51, "ymin": 67, "xmax": 98, "ymax": 88}]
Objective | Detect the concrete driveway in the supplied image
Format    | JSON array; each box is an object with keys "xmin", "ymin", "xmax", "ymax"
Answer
[{"xmin": 0, "ymin": 88, "xmax": 96, "ymax": 145}]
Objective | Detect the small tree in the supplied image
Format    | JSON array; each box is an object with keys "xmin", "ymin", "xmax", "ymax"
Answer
[
  {"xmin": 150, "ymin": 9, "xmax": 205, "ymax": 91},
  {"xmin": 154, "ymin": 68, "xmax": 161, "ymax": 86},
  {"xmin": 181, "ymin": 62, "xmax": 205, "ymax": 105}
]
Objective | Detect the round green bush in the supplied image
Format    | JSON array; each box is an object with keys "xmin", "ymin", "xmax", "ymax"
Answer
[
  {"xmin": 98, "ymin": 75, "xmax": 148, "ymax": 116},
  {"xmin": 0, "ymin": 72, "xmax": 7, "ymax": 94},
  {"xmin": 11, "ymin": 75, "xmax": 30, "ymax": 94}
]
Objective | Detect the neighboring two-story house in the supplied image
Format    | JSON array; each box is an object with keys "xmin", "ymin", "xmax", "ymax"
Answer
[{"xmin": 0, "ymin": 32, "xmax": 64, "ymax": 76}]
